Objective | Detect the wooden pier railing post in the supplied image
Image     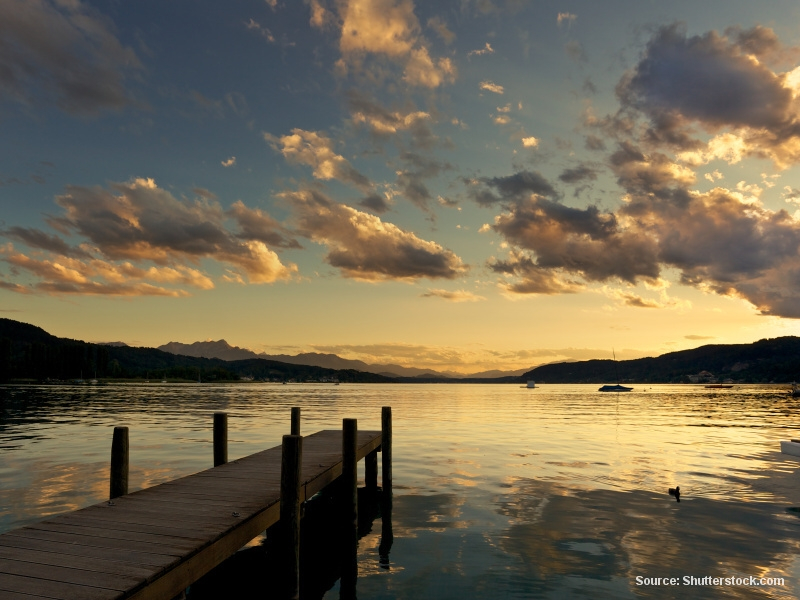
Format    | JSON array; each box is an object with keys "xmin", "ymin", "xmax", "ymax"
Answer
[
  {"xmin": 280, "ymin": 434, "xmax": 303, "ymax": 600},
  {"xmin": 291, "ymin": 406, "xmax": 301, "ymax": 436},
  {"xmin": 381, "ymin": 407, "xmax": 392, "ymax": 499},
  {"xmin": 341, "ymin": 418, "xmax": 358, "ymax": 599},
  {"xmin": 365, "ymin": 450, "xmax": 378, "ymax": 491},
  {"xmin": 110, "ymin": 426, "xmax": 129, "ymax": 499},
  {"xmin": 213, "ymin": 412, "xmax": 228, "ymax": 467}
]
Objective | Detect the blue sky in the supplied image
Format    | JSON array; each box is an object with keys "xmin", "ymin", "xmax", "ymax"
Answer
[{"xmin": 3, "ymin": 0, "xmax": 800, "ymax": 373}]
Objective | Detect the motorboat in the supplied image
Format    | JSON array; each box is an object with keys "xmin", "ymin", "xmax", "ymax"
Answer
[
  {"xmin": 781, "ymin": 439, "xmax": 800, "ymax": 457},
  {"xmin": 598, "ymin": 384, "xmax": 633, "ymax": 392},
  {"xmin": 526, "ymin": 380, "xmax": 537, "ymax": 389}
]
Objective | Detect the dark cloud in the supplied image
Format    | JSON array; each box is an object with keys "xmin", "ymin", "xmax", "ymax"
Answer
[
  {"xmin": 286, "ymin": 188, "xmax": 467, "ymax": 281},
  {"xmin": 50, "ymin": 178, "xmax": 296, "ymax": 283},
  {"xmin": 491, "ymin": 197, "xmax": 660, "ymax": 284},
  {"xmin": 564, "ymin": 41, "xmax": 586, "ymax": 63},
  {"xmin": 619, "ymin": 23, "xmax": 792, "ymax": 130},
  {"xmin": 0, "ymin": 0, "xmax": 142, "ymax": 114},
  {"xmin": 396, "ymin": 152, "xmax": 452, "ymax": 212},
  {"xmin": 2, "ymin": 226, "xmax": 90, "ymax": 258},
  {"xmin": 227, "ymin": 201, "xmax": 302, "ymax": 249},
  {"xmin": 558, "ymin": 164, "xmax": 598, "ymax": 184},
  {"xmin": 358, "ymin": 193, "xmax": 391, "ymax": 213},
  {"xmin": 584, "ymin": 135, "xmax": 606, "ymax": 151},
  {"xmin": 468, "ymin": 170, "xmax": 559, "ymax": 206},
  {"xmin": 346, "ymin": 90, "xmax": 436, "ymax": 148},
  {"xmin": 616, "ymin": 23, "xmax": 800, "ymax": 159}
]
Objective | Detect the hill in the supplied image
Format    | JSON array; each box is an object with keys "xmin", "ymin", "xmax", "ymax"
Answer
[
  {"xmin": 0, "ymin": 319, "xmax": 394, "ymax": 383},
  {"xmin": 521, "ymin": 337, "xmax": 800, "ymax": 384}
]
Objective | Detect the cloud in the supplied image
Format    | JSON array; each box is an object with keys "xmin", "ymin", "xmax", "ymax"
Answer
[
  {"xmin": 346, "ymin": 91, "xmax": 434, "ymax": 145},
  {"xmin": 284, "ymin": 188, "xmax": 468, "ymax": 281},
  {"xmin": 558, "ymin": 164, "xmax": 598, "ymax": 184},
  {"xmin": 480, "ymin": 80, "xmax": 505, "ymax": 94},
  {"xmin": 557, "ymin": 12, "xmax": 577, "ymax": 27},
  {"xmin": 0, "ymin": 247, "xmax": 200, "ymax": 297},
  {"xmin": 227, "ymin": 200, "xmax": 302, "ymax": 249},
  {"xmin": 359, "ymin": 193, "xmax": 391, "ymax": 213},
  {"xmin": 221, "ymin": 156, "xmax": 236, "ymax": 167},
  {"xmin": 395, "ymin": 151, "xmax": 452, "ymax": 212},
  {"xmin": 685, "ymin": 334, "xmax": 715, "ymax": 340},
  {"xmin": 265, "ymin": 128, "xmax": 372, "ymax": 189},
  {"xmin": 0, "ymin": 0, "xmax": 143, "ymax": 114},
  {"xmin": 323, "ymin": 0, "xmax": 456, "ymax": 88},
  {"xmin": 467, "ymin": 170, "xmax": 559, "ymax": 206},
  {"xmin": 1, "ymin": 226, "xmax": 91, "ymax": 258},
  {"xmin": 426, "ymin": 16, "xmax": 454, "ymax": 45},
  {"xmin": 245, "ymin": 18, "xmax": 276, "ymax": 43},
  {"xmin": 0, "ymin": 178, "xmax": 299, "ymax": 295},
  {"xmin": 421, "ymin": 289, "xmax": 485, "ymax": 302},
  {"xmin": 522, "ymin": 136, "xmax": 539, "ymax": 148},
  {"xmin": 617, "ymin": 23, "xmax": 800, "ymax": 167},
  {"xmin": 468, "ymin": 43, "xmax": 494, "ymax": 57}
]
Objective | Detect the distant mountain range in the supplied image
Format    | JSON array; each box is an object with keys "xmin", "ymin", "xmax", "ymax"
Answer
[
  {"xmin": 157, "ymin": 339, "xmax": 530, "ymax": 379},
  {"xmin": 2, "ymin": 317, "xmax": 799, "ymax": 384}
]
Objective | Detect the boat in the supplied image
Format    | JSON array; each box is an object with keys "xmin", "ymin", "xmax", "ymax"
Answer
[
  {"xmin": 704, "ymin": 384, "xmax": 733, "ymax": 389},
  {"xmin": 599, "ymin": 384, "xmax": 633, "ymax": 392},
  {"xmin": 781, "ymin": 439, "xmax": 800, "ymax": 457},
  {"xmin": 598, "ymin": 349, "xmax": 632, "ymax": 392},
  {"xmin": 525, "ymin": 380, "xmax": 537, "ymax": 389}
]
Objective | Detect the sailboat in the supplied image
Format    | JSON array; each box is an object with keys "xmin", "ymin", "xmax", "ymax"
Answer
[{"xmin": 599, "ymin": 350, "xmax": 633, "ymax": 392}]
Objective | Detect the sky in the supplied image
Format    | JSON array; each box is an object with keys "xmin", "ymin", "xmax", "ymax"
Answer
[{"xmin": 3, "ymin": 0, "xmax": 800, "ymax": 374}]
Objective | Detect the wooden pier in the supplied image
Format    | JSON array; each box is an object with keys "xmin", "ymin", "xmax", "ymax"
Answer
[{"xmin": 0, "ymin": 408, "xmax": 392, "ymax": 600}]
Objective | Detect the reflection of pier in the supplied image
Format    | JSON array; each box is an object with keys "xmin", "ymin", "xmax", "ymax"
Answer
[{"xmin": 0, "ymin": 407, "xmax": 393, "ymax": 600}]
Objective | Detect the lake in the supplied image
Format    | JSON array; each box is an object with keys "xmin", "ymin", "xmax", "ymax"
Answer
[{"xmin": 1, "ymin": 383, "xmax": 799, "ymax": 599}]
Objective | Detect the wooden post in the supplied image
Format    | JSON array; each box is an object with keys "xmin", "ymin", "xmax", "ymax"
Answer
[
  {"xmin": 213, "ymin": 412, "xmax": 227, "ymax": 467},
  {"xmin": 291, "ymin": 406, "xmax": 301, "ymax": 436},
  {"xmin": 341, "ymin": 418, "xmax": 358, "ymax": 599},
  {"xmin": 110, "ymin": 426, "xmax": 129, "ymax": 499},
  {"xmin": 280, "ymin": 434, "xmax": 303, "ymax": 600},
  {"xmin": 381, "ymin": 407, "xmax": 392, "ymax": 499},
  {"xmin": 365, "ymin": 450, "xmax": 378, "ymax": 491}
]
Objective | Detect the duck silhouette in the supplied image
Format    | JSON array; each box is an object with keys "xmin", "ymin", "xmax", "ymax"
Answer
[{"xmin": 668, "ymin": 486, "xmax": 680, "ymax": 502}]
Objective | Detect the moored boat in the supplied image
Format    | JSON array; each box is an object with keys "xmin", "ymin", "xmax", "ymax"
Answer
[{"xmin": 599, "ymin": 384, "xmax": 633, "ymax": 392}]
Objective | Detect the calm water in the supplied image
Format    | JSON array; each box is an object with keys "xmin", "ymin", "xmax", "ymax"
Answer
[{"xmin": 1, "ymin": 383, "xmax": 800, "ymax": 599}]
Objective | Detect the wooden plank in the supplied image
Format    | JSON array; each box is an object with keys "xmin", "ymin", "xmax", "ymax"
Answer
[
  {"xmin": 0, "ymin": 536, "xmax": 176, "ymax": 569},
  {"xmin": 0, "ymin": 558, "xmax": 142, "ymax": 591},
  {"xmin": 0, "ymin": 546, "xmax": 154, "ymax": 579},
  {"xmin": 23, "ymin": 523, "xmax": 201, "ymax": 552},
  {"xmin": 3, "ymin": 529, "xmax": 187, "ymax": 557},
  {"xmin": 0, "ymin": 572, "xmax": 116, "ymax": 600}
]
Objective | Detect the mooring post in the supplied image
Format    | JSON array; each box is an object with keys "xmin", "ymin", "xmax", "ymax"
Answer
[
  {"xmin": 110, "ymin": 426, "xmax": 129, "ymax": 499},
  {"xmin": 365, "ymin": 450, "xmax": 378, "ymax": 491},
  {"xmin": 280, "ymin": 434, "xmax": 303, "ymax": 600},
  {"xmin": 381, "ymin": 406, "xmax": 392, "ymax": 499},
  {"xmin": 291, "ymin": 406, "xmax": 301, "ymax": 436},
  {"xmin": 343, "ymin": 418, "xmax": 358, "ymax": 528},
  {"xmin": 341, "ymin": 418, "xmax": 358, "ymax": 599},
  {"xmin": 213, "ymin": 412, "xmax": 228, "ymax": 467}
]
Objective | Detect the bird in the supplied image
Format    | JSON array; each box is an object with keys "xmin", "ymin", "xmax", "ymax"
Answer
[{"xmin": 668, "ymin": 486, "xmax": 680, "ymax": 502}]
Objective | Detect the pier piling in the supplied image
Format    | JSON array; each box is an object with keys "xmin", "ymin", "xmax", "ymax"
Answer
[
  {"xmin": 381, "ymin": 406, "xmax": 392, "ymax": 499},
  {"xmin": 280, "ymin": 433, "xmax": 303, "ymax": 600},
  {"xmin": 109, "ymin": 426, "xmax": 129, "ymax": 499},
  {"xmin": 213, "ymin": 412, "xmax": 228, "ymax": 467},
  {"xmin": 291, "ymin": 406, "xmax": 301, "ymax": 436}
]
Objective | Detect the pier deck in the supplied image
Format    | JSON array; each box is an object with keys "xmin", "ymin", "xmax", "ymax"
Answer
[{"xmin": 0, "ymin": 429, "xmax": 382, "ymax": 600}]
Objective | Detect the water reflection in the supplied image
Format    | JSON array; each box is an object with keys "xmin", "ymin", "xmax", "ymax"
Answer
[
  {"xmin": 494, "ymin": 478, "xmax": 798, "ymax": 598},
  {"xmin": 2, "ymin": 383, "xmax": 800, "ymax": 599}
]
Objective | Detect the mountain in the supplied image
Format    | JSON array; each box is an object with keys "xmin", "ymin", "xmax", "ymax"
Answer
[
  {"xmin": 158, "ymin": 340, "xmax": 524, "ymax": 378},
  {"xmin": 522, "ymin": 337, "xmax": 800, "ymax": 384},
  {"xmin": 0, "ymin": 319, "xmax": 394, "ymax": 383},
  {"xmin": 159, "ymin": 340, "xmax": 257, "ymax": 361}
]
